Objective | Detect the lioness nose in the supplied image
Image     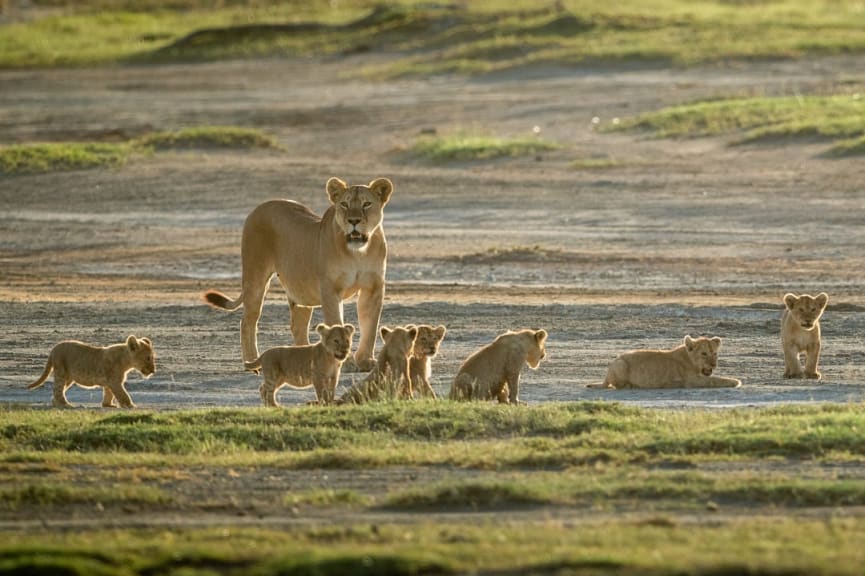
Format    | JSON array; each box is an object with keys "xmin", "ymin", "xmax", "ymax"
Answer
[{"xmin": 348, "ymin": 217, "xmax": 361, "ymax": 226}]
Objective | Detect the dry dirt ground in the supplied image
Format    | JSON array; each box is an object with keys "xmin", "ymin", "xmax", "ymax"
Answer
[{"xmin": 2, "ymin": 54, "xmax": 865, "ymax": 530}]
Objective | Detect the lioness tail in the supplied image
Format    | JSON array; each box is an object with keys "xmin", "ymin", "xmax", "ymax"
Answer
[
  {"xmin": 244, "ymin": 358, "xmax": 262, "ymax": 372},
  {"xmin": 203, "ymin": 290, "xmax": 243, "ymax": 311},
  {"xmin": 27, "ymin": 359, "xmax": 53, "ymax": 389}
]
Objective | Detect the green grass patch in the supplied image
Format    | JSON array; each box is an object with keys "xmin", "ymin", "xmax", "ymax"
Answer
[
  {"xmin": 5, "ymin": 1, "xmax": 865, "ymax": 72},
  {"xmin": 607, "ymin": 92, "xmax": 865, "ymax": 154},
  {"xmin": 0, "ymin": 482, "xmax": 170, "ymax": 510},
  {"xmin": 570, "ymin": 157, "xmax": 627, "ymax": 170},
  {"xmin": 0, "ymin": 126, "xmax": 282, "ymax": 175},
  {"xmin": 411, "ymin": 133, "xmax": 560, "ymax": 162},
  {"xmin": 285, "ymin": 488, "xmax": 370, "ymax": 508},
  {"xmin": 829, "ymin": 134, "xmax": 865, "ymax": 156}
]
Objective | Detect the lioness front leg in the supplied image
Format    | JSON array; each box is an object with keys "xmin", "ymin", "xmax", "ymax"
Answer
[
  {"xmin": 505, "ymin": 373, "xmax": 524, "ymax": 405},
  {"xmin": 288, "ymin": 301, "xmax": 313, "ymax": 346},
  {"xmin": 353, "ymin": 283, "xmax": 384, "ymax": 372},
  {"xmin": 803, "ymin": 341, "xmax": 822, "ymax": 380}
]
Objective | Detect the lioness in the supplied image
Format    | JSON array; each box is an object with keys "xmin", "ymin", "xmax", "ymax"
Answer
[
  {"xmin": 409, "ymin": 324, "xmax": 447, "ymax": 399},
  {"xmin": 337, "ymin": 325, "xmax": 417, "ymax": 404},
  {"xmin": 27, "ymin": 335, "xmax": 156, "ymax": 408},
  {"xmin": 245, "ymin": 323, "xmax": 354, "ymax": 407},
  {"xmin": 782, "ymin": 292, "xmax": 828, "ymax": 380},
  {"xmin": 449, "ymin": 329, "xmax": 547, "ymax": 404},
  {"xmin": 204, "ymin": 177, "xmax": 393, "ymax": 372},
  {"xmin": 589, "ymin": 335, "xmax": 741, "ymax": 389}
]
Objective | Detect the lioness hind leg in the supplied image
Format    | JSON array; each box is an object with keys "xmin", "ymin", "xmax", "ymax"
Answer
[
  {"xmin": 52, "ymin": 378, "xmax": 74, "ymax": 408},
  {"xmin": 240, "ymin": 275, "xmax": 270, "ymax": 364}
]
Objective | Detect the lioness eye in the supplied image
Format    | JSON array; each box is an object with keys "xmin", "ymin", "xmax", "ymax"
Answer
[
  {"xmin": 362, "ymin": 201, "xmax": 372, "ymax": 209},
  {"xmin": 340, "ymin": 202, "xmax": 349, "ymax": 209}
]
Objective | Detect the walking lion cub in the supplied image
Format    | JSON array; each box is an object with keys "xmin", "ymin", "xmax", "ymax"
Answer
[
  {"xmin": 449, "ymin": 329, "xmax": 547, "ymax": 404},
  {"xmin": 245, "ymin": 323, "xmax": 354, "ymax": 407},
  {"xmin": 337, "ymin": 325, "xmax": 417, "ymax": 404},
  {"xmin": 781, "ymin": 292, "xmax": 828, "ymax": 380},
  {"xmin": 27, "ymin": 335, "xmax": 156, "ymax": 408},
  {"xmin": 589, "ymin": 335, "xmax": 741, "ymax": 389}
]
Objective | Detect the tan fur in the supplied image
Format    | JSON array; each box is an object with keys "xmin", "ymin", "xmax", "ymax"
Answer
[
  {"xmin": 245, "ymin": 323, "xmax": 354, "ymax": 407},
  {"xmin": 782, "ymin": 292, "xmax": 828, "ymax": 380},
  {"xmin": 27, "ymin": 336, "xmax": 155, "ymax": 408},
  {"xmin": 589, "ymin": 335, "xmax": 741, "ymax": 390},
  {"xmin": 409, "ymin": 324, "xmax": 447, "ymax": 399},
  {"xmin": 203, "ymin": 177, "xmax": 393, "ymax": 372},
  {"xmin": 449, "ymin": 329, "xmax": 547, "ymax": 404},
  {"xmin": 337, "ymin": 325, "xmax": 417, "ymax": 404}
]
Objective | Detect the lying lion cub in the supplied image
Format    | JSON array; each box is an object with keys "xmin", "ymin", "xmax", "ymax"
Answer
[
  {"xmin": 409, "ymin": 324, "xmax": 447, "ymax": 399},
  {"xmin": 27, "ymin": 335, "xmax": 156, "ymax": 408},
  {"xmin": 782, "ymin": 292, "xmax": 829, "ymax": 380},
  {"xmin": 337, "ymin": 325, "xmax": 417, "ymax": 405},
  {"xmin": 449, "ymin": 329, "xmax": 547, "ymax": 404},
  {"xmin": 245, "ymin": 323, "xmax": 354, "ymax": 407},
  {"xmin": 589, "ymin": 335, "xmax": 741, "ymax": 389}
]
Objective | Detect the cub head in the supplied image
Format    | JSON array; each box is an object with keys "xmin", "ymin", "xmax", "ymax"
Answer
[
  {"xmin": 126, "ymin": 335, "xmax": 156, "ymax": 378},
  {"xmin": 525, "ymin": 329, "xmax": 548, "ymax": 369},
  {"xmin": 683, "ymin": 335, "xmax": 721, "ymax": 377},
  {"xmin": 380, "ymin": 325, "xmax": 418, "ymax": 360},
  {"xmin": 409, "ymin": 324, "xmax": 447, "ymax": 359},
  {"xmin": 784, "ymin": 292, "xmax": 828, "ymax": 330},
  {"xmin": 316, "ymin": 323, "xmax": 355, "ymax": 362},
  {"xmin": 327, "ymin": 176, "xmax": 393, "ymax": 251}
]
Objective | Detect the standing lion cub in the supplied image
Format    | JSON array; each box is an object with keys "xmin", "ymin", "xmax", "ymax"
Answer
[
  {"xmin": 781, "ymin": 292, "xmax": 828, "ymax": 380},
  {"xmin": 409, "ymin": 324, "xmax": 447, "ymax": 399},
  {"xmin": 245, "ymin": 323, "xmax": 354, "ymax": 407},
  {"xmin": 27, "ymin": 335, "xmax": 156, "ymax": 408},
  {"xmin": 589, "ymin": 335, "xmax": 741, "ymax": 389},
  {"xmin": 449, "ymin": 329, "xmax": 547, "ymax": 404},
  {"xmin": 337, "ymin": 325, "xmax": 417, "ymax": 405}
]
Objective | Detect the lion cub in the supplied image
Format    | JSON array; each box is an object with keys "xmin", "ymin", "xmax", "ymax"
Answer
[
  {"xmin": 337, "ymin": 325, "xmax": 417, "ymax": 405},
  {"xmin": 409, "ymin": 324, "xmax": 447, "ymax": 399},
  {"xmin": 449, "ymin": 329, "xmax": 547, "ymax": 404},
  {"xmin": 782, "ymin": 292, "xmax": 828, "ymax": 380},
  {"xmin": 589, "ymin": 335, "xmax": 741, "ymax": 389},
  {"xmin": 27, "ymin": 335, "xmax": 156, "ymax": 408},
  {"xmin": 245, "ymin": 323, "xmax": 354, "ymax": 407}
]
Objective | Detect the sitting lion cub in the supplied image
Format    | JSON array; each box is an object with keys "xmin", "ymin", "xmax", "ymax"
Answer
[
  {"xmin": 589, "ymin": 335, "xmax": 741, "ymax": 389},
  {"xmin": 449, "ymin": 329, "xmax": 547, "ymax": 404},
  {"xmin": 409, "ymin": 324, "xmax": 447, "ymax": 399},
  {"xmin": 782, "ymin": 292, "xmax": 829, "ymax": 380},
  {"xmin": 245, "ymin": 323, "xmax": 354, "ymax": 407},
  {"xmin": 337, "ymin": 325, "xmax": 417, "ymax": 405},
  {"xmin": 27, "ymin": 335, "xmax": 156, "ymax": 408}
]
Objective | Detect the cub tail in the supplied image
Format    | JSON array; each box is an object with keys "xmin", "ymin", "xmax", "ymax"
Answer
[
  {"xmin": 27, "ymin": 358, "xmax": 53, "ymax": 389},
  {"xmin": 586, "ymin": 382, "xmax": 613, "ymax": 389},
  {"xmin": 202, "ymin": 290, "xmax": 243, "ymax": 311}
]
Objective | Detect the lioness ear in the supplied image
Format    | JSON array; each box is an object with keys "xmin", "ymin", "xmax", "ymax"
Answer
[
  {"xmin": 816, "ymin": 292, "xmax": 829, "ymax": 308},
  {"xmin": 435, "ymin": 325, "xmax": 447, "ymax": 338},
  {"xmin": 368, "ymin": 177, "xmax": 393, "ymax": 205},
  {"xmin": 684, "ymin": 335, "xmax": 694, "ymax": 350},
  {"xmin": 535, "ymin": 329, "xmax": 547, "ymax": 343},
  {"xmin": 783, "ymin": 293, "xmax": 798, "ymax": 310},
  {"xmin": 126, "ymin": 335, "xmax": 139, "ymax": 350},
  {"xmin": 326, "ymin": 177, "xmax": 348, "ymax": 204},
  {"xmin": 315, "ymin": 323, "xmax": 328, "ymax": 336}
]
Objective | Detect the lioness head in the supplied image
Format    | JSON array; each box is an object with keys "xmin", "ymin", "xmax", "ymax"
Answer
[
  {"xmin": 784, "ymin": 292, "xmax": 828, "ymax": 330},
  {"xmin": 380, "ymin": 325, "xmax": 418, "ymax": 359},
  {"xmin": 126, "ymin": 335, "xmax": 156, "ymax": 378},
  {"xmin": 409, "ymin": 324, "xmax": 446, "ymax": 358},
  {"xmin": 316, "ymin": 323, "xmax": 355, "ymax": 361},
  {"xmin": 683, "ymin": 335, "xmax": 721, "ymax": 376},
  {"xmin": 526, "ymin": 329, "xmax": 548, "ymax": 369},
  {"xmin": 327, "ymin": 177, "xmax": 393, "ymax": 251}
]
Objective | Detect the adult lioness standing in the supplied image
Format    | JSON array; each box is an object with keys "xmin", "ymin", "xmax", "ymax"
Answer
[{"xmin": 204, "ymin": 177, "xmax": 393, "ymax": 372}]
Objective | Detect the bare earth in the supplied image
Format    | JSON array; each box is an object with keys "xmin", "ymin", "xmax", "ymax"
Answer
[{"xmin": 2, "ymin": 54, "xmax": 865, "ymax": 530}]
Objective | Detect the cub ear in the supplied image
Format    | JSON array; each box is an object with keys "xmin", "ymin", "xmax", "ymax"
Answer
[
  {"xmin": 783, "ymin": 293, "xmax": 799, "ymax": 310},
  {"xmin": 408, "ymin": 326, "xmax": 418, "ymax": 340},
  {"xmin": 141, "ymin": 337, "xmax": 152, "ymax": 346},
  {"xmin": 315, "ymin": 323, "xmax": 329, "ymax": 336},
  {"xmin": 534, "ymin": 329, "xmax": 547, "ymax": 343},
  {"xmin": 711, "ymin": 336, "xmax": 722, "ymax": 348},
  {"xmin": 345, "ymin": 324, "xmax": 355, "ymax": 336},
  {"xmin": 435, "ymin": 325, "xmax": 447, "ymax": 338},
  {"xmin": 326, "ymin": 177, "xmax": 348, "ymax": 204},
  {"xmin": 126, "ymin": 335, "xmax": 139, "ymax": 350},
  {"xmin": 380, "ymin": 326, "xmax": 392, "ymax": 341},
  {"xmin": 816, "ymin": 292, "xmax": 829, "ymax": 308},
  {"xmin": 368, "ymin": 177, "xmax": 393, "ymax": 205},
  {"xmin": 683, "ymin": 335, "xmax": 695, "ymax": 350}
]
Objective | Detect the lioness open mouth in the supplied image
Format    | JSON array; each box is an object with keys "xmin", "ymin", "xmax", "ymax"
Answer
[
  {"xmin": 702, "ymin": 368, "xmax": 714, "ymax": 376},
  {"xmin": 347, "ymin": 232, "xmax": 369, "ymax": 244}
]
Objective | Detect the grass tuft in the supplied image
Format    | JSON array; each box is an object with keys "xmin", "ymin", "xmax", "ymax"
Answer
[
  {"xmin": 134, "ymin": 126, "xmax": 285, "ymax": 151},
  {"xmin": 411, "ymin": 133, "xmax": 560, "ymax": 162}
]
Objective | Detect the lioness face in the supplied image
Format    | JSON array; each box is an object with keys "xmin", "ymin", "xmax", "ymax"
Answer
[
  {"xmin": 128, "ymin": 336, "xmax": 156, "ymax": 378},
  {"xmin": 411, "ymin": 325, "xmax": 446, "ymax": 358},
  {"xmin": 784, "ymin": 293, "xmax": 828, "ymax": 330},
  {"xmin": 327, "ymin": 177, "xmax": 393, "ymax": 251},
  {"xmin": 526, "ymin": 329, "xmax": 548, "ymax": 369},
  {"xmin": 317, "ymin": 323, "xmax": 355, "ymax": 361},
  {"xmin": 684, "ymin": 336, "xmax": 720, "ymax": 377}
]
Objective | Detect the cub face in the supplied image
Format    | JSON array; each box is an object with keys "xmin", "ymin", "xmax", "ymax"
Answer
[
  {"xmin": 784, "ymin": 292, "xmax": 828, "ymax": 330},
  {"xmin": 316, "ymin": 323, "xmax": 355, "ymax": 361},
  {"xmin": 525, "ymin": 329, "xmax": 548, "ymax": 369},
  {"xmin": 327, "ymin": 177, "xmax": 393, "ymax": 251},
  {"xmin": 127, "ymin": 335, "xmax": 156, "ymax": 378},
  {"xmin": 684, "ymin": 335, "xmax": 721, "ymax": 377},
  {"xmin": 410, "ymin": 324, "xmax": 446, "ymax": 358},
  {"xmin": 380, "ymin": 325, "xmax": 418, "ymax": 358}
]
